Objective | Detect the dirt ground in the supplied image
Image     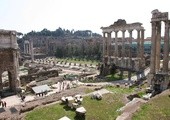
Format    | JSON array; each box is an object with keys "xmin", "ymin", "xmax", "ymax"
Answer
[{"xmin": 0, "ymin": 85, "xmax": 99, "ymax": 120}]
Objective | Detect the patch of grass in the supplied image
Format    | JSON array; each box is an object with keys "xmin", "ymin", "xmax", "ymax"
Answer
[
  {"xmin": 25, "ymin": 103, "xmax": 76, "ymax": 120},
  {"xmin": 84, "ymin": 88, "xmax": 94, "ymax": 94},
  {"xmin": 106, "ymin": 86, "xmax": 135, "ymax": 94},
  {"xmin": 25, "ymin": 93, "xmax": 124, "ymax": 120},
  {"xmin": 132, "ymin": 93, "xmax": 170, "ymax": 120},
  {"xmin": 137, "ymin": 91, "xmax": 146, "ymax": 98},
  {"xmin": 106, "ymin": 74, "xmax": 126, "ymax": 81}
]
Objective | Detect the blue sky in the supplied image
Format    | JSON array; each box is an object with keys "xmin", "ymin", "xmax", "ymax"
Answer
[{"xmin": 0, "ymin": 0, "xmax": 169, "ymax": 37}]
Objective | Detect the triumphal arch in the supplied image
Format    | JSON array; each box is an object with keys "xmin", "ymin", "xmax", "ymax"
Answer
[
  {"xmin": 101, "ymin": 19, "xmax": 145, "ymax": 80},
  {"xmin": 0, "ymin": 29, "xmax": 20, "ymax": 93},
  {"xmin": 149, "ymin": 9, "xmax": 170, "ymax": 91}
]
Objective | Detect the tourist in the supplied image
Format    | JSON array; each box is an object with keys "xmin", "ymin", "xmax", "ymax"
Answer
[
  {"xmin": 1, "ymin": 101, "xmax": 4, "ymax": 107},
  {"xmin": 3, "ymin": 101, "xmax": 6, "ymax": 107}
]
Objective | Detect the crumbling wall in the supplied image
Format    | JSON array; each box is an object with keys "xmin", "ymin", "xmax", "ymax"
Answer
[{"xmin": 20, "ymin": 70, "xmax": 58, "ymax": 85}]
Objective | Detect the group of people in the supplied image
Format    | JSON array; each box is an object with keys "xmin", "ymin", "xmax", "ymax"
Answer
[{"xmin": 0, "ymin": 101, "xmax": 7, "ymax": 107}]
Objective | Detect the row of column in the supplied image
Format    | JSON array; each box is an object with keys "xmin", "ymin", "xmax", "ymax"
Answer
[
  {"xmin": 150, "ymin": 21, "xmax": 170, "ymax": 74},
  {"xmin": 103, "ymin": 29, "xmax": 144, "ymax": 69},
  {"xmin": 24, "ymin": 43, "xmax": 31, "ymax": 54},
  {"xmin": 24, "ymin": 40, "xmax": 34, "ymax": 62}
]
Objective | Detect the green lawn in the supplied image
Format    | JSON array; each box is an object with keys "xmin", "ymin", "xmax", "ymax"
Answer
[
  {"xmin": 25, "ymin": 93, "xmax": 124, "ymax": 120},
  {"xmin": 106, "ymin": 74, "xmax": 125, "ymax": 81},
  {"xmin": 106, "ymin": 86, "xmax": 135, "ymax": 94},
  {"xmin": 132, "ymin": 92, "xmax": 170, "ymax": 120}
]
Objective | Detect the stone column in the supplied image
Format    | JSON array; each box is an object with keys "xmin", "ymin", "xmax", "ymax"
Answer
[
  {"xmin": 128, "ymin": 30, "xmax": 133, "ymax": 68},
  {"xmin": 103, "ymin": 32, "xmax": 106, "ymax": 57},
  {"xmin": 128, "ymin": 30, "xmax": 133, "ymax": 81},
  {"xmin": 115, "ymin": 31, "xmax": 118, "ymax": 63},
  {"xmin": 139, "ymin": 29, "xmax": 145, "ymax": 69},
  {"xmin": 155, "ymin": 22, "xmax": 161, "ymax": 72},
  {"xmin": 0, "ymin": 73, "xmax": 2, "ymax": 91},
  {"xmin": 141, "ymin": 29, "xmax": 145, "ymax": 65},
  {"xmin": 122, "ymin": 30, "xmax": 126, "ymax": 58},
  {"xmin": 24, "ymin": 42, "xmax": 26, "ymax": 54},
  {"xmin": 107, "ymin": 32, "xmax": 112, "ymax": 64},
  {"xmin": 150, "ymin": 22, "xmax": 157, "ymax": 74},
  {"xmin": 30, "ymin": 40, "xmax": 34, "ymax": 62},
  {"xmin": 120, "ymin": 30, "xmax": 126, "ymax": 77},
  {"xmin": 163, "ymin": 21, "xmax": 169, "ymax": 72},
  {"xmin": 27, "ymin": 44, "xmax": 30, "ymax": 54},
  {"xmin": 137, "ymin": 30, "xmax": 141, "ymax": 58}
]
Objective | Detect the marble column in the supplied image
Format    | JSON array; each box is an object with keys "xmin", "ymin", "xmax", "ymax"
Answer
[
  {"xmin": 137, "ymin": 30, "xmax": 141, "ymax": 58},
  {"xmin": 0, "ymin": 73, "xmax": 2, "ymax": 91},
  {"xmin": 140, "ymin": 29, "xmax": 145, "ymax": 69},
  {"xmin": 102, "ymin": 32, "xmax": 106, "ymax": 58},
  {"xmin": 24, "ymin": 43, "xmax": 26, "ymax": 54},
  {"xmin": 30, "ymin": 40, "xmax": 34, "ymax": 62},
  {"xmin": 163, "ymin": 21, "xmax": 169, "ymax": 72},
  {"xmin": 128, "ymin": 30, "xmax": 133, "ymax": 68},
  {"xmin": 122, "ymin": 30, "xmax": 126, "ymax": 58},
  {"xmin": 155, "ymin": 22, "xmax": 161, "ymax": 72},
  {"xmin": 150, "ymin": 22, "xmax": 157, "ymax": 74},
  {"xmin": 141, "ymin": 30, "xmax": 144, "ymax": 60},
  {"xmin": 115, "ymin": 31, "xmax": 118, "ymax": 63},
  {"xmin": 107, "ymin": 32, "xmax": 112, "ymax": 64},
  {"xmin": 102, "ymin": 32, "xmax": 107, "ymax": 68},
  {"xmin": 128, "ymin": 30, "xmax": 133, "ymax": 81}
]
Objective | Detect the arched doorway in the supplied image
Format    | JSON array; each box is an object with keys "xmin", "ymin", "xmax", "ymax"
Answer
[{"xmin": 0, "ymin": 71, "xmax": 15, "ymax": 97}]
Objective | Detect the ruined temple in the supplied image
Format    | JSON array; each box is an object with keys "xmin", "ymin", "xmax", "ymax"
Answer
[
  {"xmin": 101, "ymin": 19, "xmax": 145, "ymax": 80},
  {"xmin": 149, "ymin": 9, "xmax": 170, "ymax": 91}
]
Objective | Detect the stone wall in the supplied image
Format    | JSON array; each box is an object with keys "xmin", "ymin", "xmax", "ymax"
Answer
[{"xmin": 20, "ymin": 70, "xmax": 59, "ymax": 85}]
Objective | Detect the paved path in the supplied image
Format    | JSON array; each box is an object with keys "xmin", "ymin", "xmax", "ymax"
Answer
[{"xmin": 116, "ymin": 98, "xmax": 147, "ymax": 120}]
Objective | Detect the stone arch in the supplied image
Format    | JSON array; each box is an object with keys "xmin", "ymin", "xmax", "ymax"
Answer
[{"xmin": 0, "ymin": 30, "xmax": 20, "ymax": 94}]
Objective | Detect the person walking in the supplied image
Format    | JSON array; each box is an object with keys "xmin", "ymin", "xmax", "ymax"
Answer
[
  {"xmin": 3, "ymin": 101, "xmax": 6, "ymax": 107},
  {"xmin": 1, "ymin": 101, "xmax": 4, "ymax": 107}
]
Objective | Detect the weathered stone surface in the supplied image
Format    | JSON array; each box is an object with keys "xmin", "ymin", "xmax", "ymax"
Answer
[{"xmin": 0, "ymin": 30, "xmax": 20, "ymax": 93}]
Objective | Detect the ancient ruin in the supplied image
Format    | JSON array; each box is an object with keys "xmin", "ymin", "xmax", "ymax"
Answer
[
  {"xmin": 23, "ymin": 39, "xmax": 34, "ymax": 62},
  {"xmin": 101, "ymin": 19, "xmax": 145, "ymax": 80},
  {"xmin": 0, "ymin": 29, "xmax": 20, "ymax": 93},
  {"xmin": 149, "ymin": 9, "xmax": 170, "ymax": 91}
]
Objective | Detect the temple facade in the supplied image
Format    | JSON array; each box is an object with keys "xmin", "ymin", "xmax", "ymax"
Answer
[{"xmin": 101, "ymin": 19, "xmax": 145, "ymax": 80}]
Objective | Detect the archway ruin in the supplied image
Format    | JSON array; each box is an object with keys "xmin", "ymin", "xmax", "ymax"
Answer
[{"xmin": 0, "ymin": 29, "xmax": 20, "ymax": 94}]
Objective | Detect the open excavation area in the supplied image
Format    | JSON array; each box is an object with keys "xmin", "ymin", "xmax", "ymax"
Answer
[{"xmin": 0, "ymin": 1, "xmax": 170, "ymax": 120}]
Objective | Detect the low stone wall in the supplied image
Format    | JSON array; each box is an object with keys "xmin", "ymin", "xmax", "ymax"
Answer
[{"xmin": 20, "ymin": 70, "xmax": 59, "ymax": 86}]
